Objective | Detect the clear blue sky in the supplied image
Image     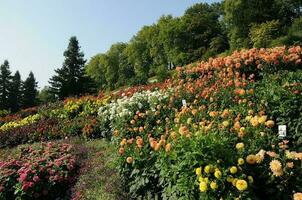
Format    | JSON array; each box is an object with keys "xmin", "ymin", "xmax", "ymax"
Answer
[{"xmin": 0, "ymin": 0, "xmax": 219, "ymax": 88}]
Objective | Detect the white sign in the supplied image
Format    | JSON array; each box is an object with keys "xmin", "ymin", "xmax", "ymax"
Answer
[
  {"xmin": 182, "ymin": 99, "xmax": 187, "ymax": 106},
  {"xmin": 278, "ymin": 125, "xmax": 287, "ymax": 137}
]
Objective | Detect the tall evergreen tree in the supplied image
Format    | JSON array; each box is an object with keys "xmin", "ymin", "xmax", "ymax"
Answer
[
  {"xmin": 49, "ymin": 36, "xmax": 87, "ymax": 99},
  {"xmin": 22, "ymin": 72, "xmax": 38, "ymax": 108},
  {"xmin": 8, "ymin": 71, "xmax": 22, "ymax": 112},
  {"xmin": 0, "ymin": 60, "xmax": 12, "ymax": 110}
]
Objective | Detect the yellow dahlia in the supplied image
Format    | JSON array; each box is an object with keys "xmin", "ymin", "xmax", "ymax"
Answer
[
  {"xmin": 227, "ymin": 176, "xmax": 234, "ymax": 183},
  {"xmin": 265, "ymin": 120, "xmax": 275, "ymax": 128},
  {"xmin": 256, "ymin": 149, "xmax": 266, "ymax": 163},
  {"xmin": 294, "ymin": 193, "xmax": 302, "ymax": 200},
  {"xmin": 199, "ymin": 181, "xmax": 208, "ymax": 192},
  {"xmin": 210, "ymin": 181, "xmax": 218, "ymax": 190},
  {"xmin": 236, "ymin": 179, "xmax": 248, "ymax": 191},
  {"xmin": 222, "ymin": 120, "xmax": 230, "ymax": 127},
  {"xmin": 269, "ymin": 159, "xmax": 283, "ymax": 177},
  {"xmin": 204, "ymin": 165, "xmax": 212, "ymax": 174},
  {"xmin": 230, "ymin": 166, "xmax": 238, "ymax": 174},
  {"xmin": 235, "ymin": 142, "xmax": 244, "ymax": 150},
  {"xmin": 250, "ymin": 116, "xmax": 259, "ymax": 127},
  {"xmin": 238, "ymin": 158, "xmax": 245, "ymax": 165},
  {"xmin": 195, "ymin": 167, "xmax": 202, "ymax": 176},
  {"xmin": 214, "ymin": 170, "xmax": 222, "ymax": 179},
  {"xmin": 126, "ymin": 157, "xmax": 133, "ymax": 164},
  {"xmin": 258, "ymin": 115, "xmax": 267, "ymax": 124}
]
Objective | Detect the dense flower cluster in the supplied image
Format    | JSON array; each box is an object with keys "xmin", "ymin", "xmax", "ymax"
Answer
[
  {"xmin": 0, "ymin": 114, "xmax": 40, "ymax": 131},
  {"xmin": 0, "ymin": 46, "xmax": 301, "ymax": 199},
  {"xmin": 0, "ymin": 142, "xmax": 77, "ymax": 199},
  {"xmin": 0, "ymin": 117, "xmax": 60, "ymax": 148},
  {"xmin": 99, "ymin": 89, "xmax": 172, "ymax": 123},
  {"xmin": 107, "ymin": 46, "xmax": 302, "ymax": 199},
  {"xmin": 64, "ymin": 95, "xmax": 109, "ymax": 118},
  {"xmin": 0, "ymin": 95, "xmax": 112, "ymax": 148}
]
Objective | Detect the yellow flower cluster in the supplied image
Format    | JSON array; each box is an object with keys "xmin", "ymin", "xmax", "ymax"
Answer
[
  {"xmin": 195, "ymin": 161, "xmax": 254, "ymax": 194},
  {"xmin": 247, "ymin": 114, "xmax": 275, "ymax": 128},
  {"xmin": 0, "ymin": 114, "xmax": 40, "ymax": 131},
  {"xmin": 64, "ymin": 101, "xmax": 80, "ymax": 114},
  {"xmin": 64, "ymin": 95, "xmax": 109, "ymax": 117},
  {"xmin": 196, "ymin": 165, "xmax": 221, "ymax": 193}
]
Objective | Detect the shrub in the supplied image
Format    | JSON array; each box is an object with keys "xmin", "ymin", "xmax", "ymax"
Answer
[{"xmin": 249, "ymin": 20, "xmax": 281, "ymax": 48}]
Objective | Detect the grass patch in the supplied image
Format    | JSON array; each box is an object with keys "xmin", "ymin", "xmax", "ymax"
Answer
[{"xmin": 71, "ymin": 139, "xmax": 127, "ymax": 200}]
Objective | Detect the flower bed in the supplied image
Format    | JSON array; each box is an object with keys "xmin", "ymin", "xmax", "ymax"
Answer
[
  {"xmin": 102, "ymin": 46, "xmax": 302, "ymax": 199},
  {"xmin": 0, "ymin": 142, "xmax": 77, "ymax": 199}
]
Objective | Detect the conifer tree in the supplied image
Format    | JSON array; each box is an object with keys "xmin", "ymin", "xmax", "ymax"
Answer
[
  {"xmin": 8, "ymin": 71, "xmax": 22, "ymax": 112},
  {"xmin": 0, "ymin": 60, "xmax": 12, "ymax": 110},
  {"xmin": 22, "ymin": 72, "xmax": 38, "ymax": 108},
  {"xmin": 49, "ymin": 36, "xmax": 88, "ymax": 99}
]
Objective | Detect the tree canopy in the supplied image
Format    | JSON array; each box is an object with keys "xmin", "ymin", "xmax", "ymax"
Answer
[{"xmin": 85, "ymin": 2, "xmax": 231, "ymax": 90}]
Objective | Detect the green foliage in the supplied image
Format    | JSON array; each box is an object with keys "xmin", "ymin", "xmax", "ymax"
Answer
[
  {"xmin": 49, "ymin": 36, "xmax": 93, "ymax": 99},
  {"xmin": 224, "ymin": 0, "xmax": 275, "ymax": 49},
  {"xmin": 22, "ymin": 72, "xmax": 38, "ymax": 108},
  {"xmin": 155, "ymin": 65, "xmax": 169, "ymax": 82},
  {"xmin": 272, "ymin": 16, "xmax": 302, "ymax": 46},
  {"xmin": 0, "ymin": 61, "xmax": 38, "ymax": 112},
  {"xmin": 249, "ymin": 20, "xmax": 281, "ymax": 48},
  {"xmin": 0, "ymin": 60, "xmax": 12, "ymax": 110},
  {"xmin": 255, "ymin": 70, "xmax": 302, "ymax": 150},
  {"xmin": 117, "ymin": 47, "xmax": 135, "ymax": 87},
  {"xmin": 127, "ymin": 26, "xmax": 154, "ymax": 84},
  {"xmin": 37, "ymin": 86, "xmax": 56, "ymax": 104},
  {"xmin": 85, "ymin": 54, "xmax": 108, "ymax": 89},
  {"xmin": 0, "ymin": 109, "xmax": 9, "ymax": 117},
  {"xmin": 105, "ymin": 43, "xmax": 127, "ymax": 89},
  {"xmin": 290, "ymin": 16, "xmax": 302, "ymax": 38},
  {"xmin": 8, "ymin": 71, "xmax": 22, "ymax": 112},
  {"xmin": 224, "ymin": 0, "xmax": 302, "ymax": 50},
  {"xmin": 85, "ymin": 2, "xmax": 228, "ymax": 90}
]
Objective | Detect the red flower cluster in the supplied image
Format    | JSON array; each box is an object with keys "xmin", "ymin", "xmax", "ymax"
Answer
[{"xmin": 0, "ymin": 117, "xmax": 61, "ymax": 148}]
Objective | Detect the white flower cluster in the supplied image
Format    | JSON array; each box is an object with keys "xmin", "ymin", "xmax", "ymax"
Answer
[{"xmin": 98, "ymin": 89, "xmax": 172, "ymax": 124}]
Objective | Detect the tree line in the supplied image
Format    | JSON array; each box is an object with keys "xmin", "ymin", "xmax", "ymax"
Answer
[
  {"xmin": 83, "ymin": 0, "xmax": 302, "ymax": 92},
  {"xmin": 0, "ymin": 60, "xmax": 38, "ymax": 112},
  {"xmin": 2, "ymin": 0, "xmax": 301, "ymax": 109}
]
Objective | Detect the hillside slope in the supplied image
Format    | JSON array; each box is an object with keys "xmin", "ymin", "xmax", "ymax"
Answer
[{"xmin": 0, "ymin": 46, "xmax": 302, "ymax": 200}]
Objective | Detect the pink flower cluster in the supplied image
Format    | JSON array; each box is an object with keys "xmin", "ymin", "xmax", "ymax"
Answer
[{"xmin": 0, "ymin": 142, "xmax": 77, "ymax": 199}]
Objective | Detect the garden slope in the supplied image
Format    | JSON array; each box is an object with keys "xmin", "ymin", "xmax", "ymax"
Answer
[{"xmin": 0, "ymin": 46, "xmax": 302, "ymax": 200}]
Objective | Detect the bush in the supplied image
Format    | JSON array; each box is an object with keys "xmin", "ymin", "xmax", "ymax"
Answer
[
  {"xmin": 255, "ymin": 70, "xmax": 302, "ymax": 149},
  {"xmin": 249, "ymin": 20, "xmax": 281, "ymax": 48},
  {"xmin": 0, "ymin": 110, "xmax": 9, "ymax": 118}
]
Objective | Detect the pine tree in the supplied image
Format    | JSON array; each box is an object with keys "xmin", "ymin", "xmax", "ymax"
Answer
[
  {"xmin": 0, "ymin": 60, "xmax": 12, "ymax": 110},
  {"xmin": 8, "ymin": 71, "xmax": 22, "ymax": 112},
  {"xmin": 49, "ymin": 36, "xmax": 87, "ymax": 99},
  {"xmin": 22, "ymin": 72, "xmax": 38, "ymax": 108}
]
